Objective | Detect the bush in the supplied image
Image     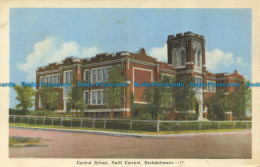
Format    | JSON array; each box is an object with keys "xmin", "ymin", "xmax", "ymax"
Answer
[
  {"xmin": 9, "ymin": 108, "xmax": 29, "ymax": 115},
  {"xmin": 134, "ymin": 112, "xmax": 153, "ymax": 120},
  {"xmin": 62, "ymin": 119, "xmax": 72, "ymax": 127},
  {"xmin": 131, "ymin": 107, "xmax": 153, "ymax": 120},
  {"xmin": 186, "ymin": 113, "xmax": 199, "ymax": 120},
  {"xmin": 105, "ymin": 120, "xmax": 130, "ymax": 130},
  {"xmin": 233, "ymin": 115, "xmax": 252, "ymax": 121},
  {"xmin": 132, "ymin": 122, "xmax": 157, "ymax": 132},
  {"xmin": 164, "ymin": 112, "xmax": 198, "ymax": 120},
  {"xmin": 28, "ymin": 110, "xmax": 57, "ymax": 116}
]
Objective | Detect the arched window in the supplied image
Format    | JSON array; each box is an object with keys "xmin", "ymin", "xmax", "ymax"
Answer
[
  {"xmin": 172, "ymin": 49, "xmax": 177, "ymax": 67},
  {"xmin": 198, "ymin": 51, "xmax": 201, "ymax": 67},
  {"xmin": 181, "ymin": 49, "xmax": 186, "ymax": 66},
  {"xmin": 194, "ymin": 49, "xmax": 198, "ymax": 66}
]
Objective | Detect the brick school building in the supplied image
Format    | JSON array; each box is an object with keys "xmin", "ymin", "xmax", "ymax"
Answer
[{"xmin": 35, "ymin": 31, "xmax": 244, "ymax": 119}]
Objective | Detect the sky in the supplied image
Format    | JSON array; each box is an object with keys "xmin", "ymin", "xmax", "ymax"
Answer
[{"xmin": 10, "ymin": 8, "xmax": 252, "ymax": 109}]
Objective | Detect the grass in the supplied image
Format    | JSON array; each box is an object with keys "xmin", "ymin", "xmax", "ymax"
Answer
[
  {"xmin": 9, "ymin": 123, "xmax": 250, "ymax": 135},
  {"xmin": 9, "ymin": 136, "xmax": 44, "ymax": 148}
]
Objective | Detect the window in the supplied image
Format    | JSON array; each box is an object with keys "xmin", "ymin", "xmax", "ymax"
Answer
[
  {"xmin": 46, "ymin": 77, "xmax": 49, "ymax": 83},
  {"xmin": 181, "ymin": 50, "xmax": 186, "ymax": 66},
  {"xmin": 114, "ymin": 112, "xmax": 120, "ymax": 117},
  {"xmin": 39, "ymin": 77, "xmax": 45, "ymax": 89},
  {"xmin": 195, "ymin": 77, "xmax": 202, "ymax": 84},
  {"xmin": 64, "ymin": 71, "xmax": 73, "ymax": 83},
  {"xmin": 102, "ymin": 112, "xmax": 106, "ymax": 118},
  {"xmin": 103, "ymin": 68, "xmax": 109, "ymax": 82},
  {"xmin": 96, "ymin": 113, "xmax": 101, "ymax": 118},
  {"xmin": 45, "ymin": 74, "xmax": 60, "ymax": 84},
  {"xmin": 39, "ymin": 96, "xmax": 42, "ymax": 108},
  {"xmin": 194, "ymin": 50, "xmax": 198, "ymax": 66},
  {"xmin": 172, "ymin": 48, "xmax": 186, "ymax": 67},
  {"xmin": 53, "ymin": 75, "xmax": 60, "ymax": 84},
  {"xmin": 54, "ymin": 76, "xmax": 57, "ymax": 83},
  {"xmin": 172, "ymin": 49, "xmax": 177, "ymax": 67},
  {"xmin": 97, "ymin": 91, "xmax": 102, "ymax": 104},
  {"xmin": 161, "ymin": 74, "xmax": 172, "ymax": 83},
  {"xmin": 98, "ymin": 69, "xmax": 103, "ymax": 82},
  {"xmin": 195, "ymin": 77, "xmax": 202, "ymax": 90},
  {"xmin": 198, "ymin": 51, "xmax": 201, "ymax": 67},
  {"xmin": 91, "ymin": 90, "xmax": 105, "ymax": 105},
  {"xmin": 92, "ymin": 70, "xmax": 97, "ymax": 83},
  {"xmin": 92, "ymin": 91, "xmax": 97, "ymax": 105},
  {"xmin": 84, "ymin": 70, "xmax": 89, "ymax": 82},
  {"xmin": 40, "ymin": 76, "xmax": 44, "ymax": 83},
  {"xmin": 92, "ymin": 67, "xmax": 111, "ymax": 83},
  {"xmin": 84, "ymin": 91, "xmax": 89, "ymax": 105},
  {"xmin": 194, "ymin": 48, "xmax": 202, "ymax": 68},
  {"xmin": 206, "ymin": 81, "xmax": 216, "ymax": 92},
  {"xmin": 50, "ymin": 76, "xmax": 53, "ymax": 83},
  {"xmin": 66, "ymin": 72, "xmax": 69, "ymax": 82},
  {"xmin": 70, "ymin": 72, "xmax": 73, "ymax": 82}
]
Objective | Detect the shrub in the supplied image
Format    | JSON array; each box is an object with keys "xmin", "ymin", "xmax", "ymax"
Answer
[
  {"xmin": 131, "ymin": 107, "xmax": 153, "ymax": 120},
  {"xmin": 28, "ymin": 110, "xmax": 57, "ymax": 116},
  {"xmin": 164, "ymin": 112, "xmax": 198, "ymax": 120},
  {"xmin": 105, "ymin": 120, "xmax": 130, "ymax": 130},
  {"xmin": 9, "ymin": 108, "xmax": 29, "ymax": 115},
  {"xmin": 233, "ymin": 115, "xmax": 252, "ymax": 121},
  {"xmin": 132, "ymin": 121, "xmax": 157, "ymax": 132}
]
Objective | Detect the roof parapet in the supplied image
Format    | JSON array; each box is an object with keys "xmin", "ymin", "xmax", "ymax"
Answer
[{"xmin": 168, "ymin": 31, "xmax": 205, "ymax": 41}]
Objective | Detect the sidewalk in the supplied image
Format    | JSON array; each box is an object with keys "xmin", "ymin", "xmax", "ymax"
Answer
[{"xmin": 9, "ymin": 126, "xmax": 251, "ymax": 138}]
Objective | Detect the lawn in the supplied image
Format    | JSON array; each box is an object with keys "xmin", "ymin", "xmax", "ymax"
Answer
[
  {"xmin": 9, "ymin": 123, "xmax": 249, "ymax": 135},
  {"xmin": 9, "ymin": 115, "xmax": 251, "ymax": 132}
]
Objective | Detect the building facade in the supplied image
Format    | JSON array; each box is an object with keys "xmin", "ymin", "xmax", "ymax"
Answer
[{"xmin": 35, "ymin": 31, "xmax": 245, "ymax": 119}]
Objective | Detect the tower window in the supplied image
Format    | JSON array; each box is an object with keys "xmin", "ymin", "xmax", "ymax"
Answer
[
  {"xmin": 181, "ymin": 50, "xmax": 186, "ymax": 66},
  {"xmin": 198, "ymin": 51, "xmax": 201, "ymax": 67},
  {"xmin": 194, "ymin": 49, "xmax": 198, "ymax": 66},
  {"xmin": 172, "ymin": 50, "xmax": 177, "ymax": 67}
]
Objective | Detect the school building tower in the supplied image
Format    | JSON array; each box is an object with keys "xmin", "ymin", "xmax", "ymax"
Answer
[{"xmin": 35, "ymin": 31, "xmax": 244, "ymax": 119}]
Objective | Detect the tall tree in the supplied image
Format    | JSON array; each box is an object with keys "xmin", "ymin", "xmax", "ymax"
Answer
[
  {"xmin": 206, "ymin": 90, "xmax": 229, "ymax": 120},
  {"xmin": 229, "ymin": 81, "xmax": 251, "ymax": 119},
  {"xmin": 13, "ymin": 85, "xmax": 35, "ymax": 112},
  {"xmin": 144, "ymin": 76, "xmax": 175, "ymax": 120},
  {"xmin": 40, "ymin": 87, "xmax": 60, "ymax": 111},
  {"xmin": 144, "ymin": 83, "xmax": 165, "ymax": 120},
  {"xmin": 173, "ymin": 77, "xmax": 197, "ymax": 112},
  {"xmin": 103, "ymin": 66, "xmax": 124, "ymax": 116},
  {"xmin": 67, "ymin": 83, "xmax": 85, "ymax": 116}
]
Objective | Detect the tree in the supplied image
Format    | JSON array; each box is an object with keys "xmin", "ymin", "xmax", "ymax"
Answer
[
  {"xmin": 142, "ymin": 76, "xmax": 198, "ymax": 120},
  {"xmin": 13, "ymin": 85, "xmax": 35, "ymax": 113},
  {"xmin": 206, "ymin": 90, "xmax": 229, "ymax": 120},
  {"xmin": 173, "ymin": 78, "xmax": 197, "ymax": 112},
  {"xmin": 144, "ymin": 76, "xmax": 175, "ymax": 120},
  {"xmin": 144, "ymin": 81, "xmax": 166, "ymax": 120},
  {"xmin": 67, "ymin": 83, "xmax": 85, "ymax": 117},
  {"xmin": 103, "ymin": 66, "xmax": 124, "ymax": 116},
  {"xmin": 40, "ymin": 87, "xmax": 60, "ymax": 111},
  {"xmin": 229, "ymin": 81, "xmax": 251, "ymax": 119}
]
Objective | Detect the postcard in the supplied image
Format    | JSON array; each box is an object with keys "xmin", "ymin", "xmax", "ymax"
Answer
[{"xmin": 0, "ymin": 0, "xmax": 260, "ymax": 167}]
